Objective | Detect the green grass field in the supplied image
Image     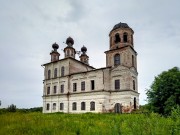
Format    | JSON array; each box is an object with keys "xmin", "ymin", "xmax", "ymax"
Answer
[{"xmin": 0, "ymin": 112, "xmax": 179, "ymax": 135}]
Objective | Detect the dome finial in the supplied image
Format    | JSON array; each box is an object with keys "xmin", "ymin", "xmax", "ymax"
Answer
[{"xmin": 66, "ymin": 37, "xmax": 74, "ymax": 46}]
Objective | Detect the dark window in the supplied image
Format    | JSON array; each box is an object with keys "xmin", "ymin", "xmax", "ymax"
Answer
[
  {"xmin": 60, "ymin": 103, "xmax": 64, "ymax": 110},
  {"xmin": 134, "ymin": 97, "xmax": 137, "ymax": 109},
  {"xmin": 133, "ymin": 80, "xmax": 135, "ymax": 90},
  {"xmin": 114, "ymin": 54, "xmax": 120, "ymax": 66},
  {"xmin": 132, "ymin": 55, "xmax": 134, "ymax": 67},
  {"xmin": 54, "ymin": 86, "xmax": 57, "ymax": 94},
  {"xmin": 47, "ymin": 87, "xmax": 50, "ymax": 95},
  {"xmin": 73, "ymin": 83, "xmax": 77, "ymax": 92},
  {"xmin": 67, "ymin": 50, "xmax": 70, "ymax": 56},
  {"xmin": 90, "ymin": 101, "xmax": 95, "ymax": 111},
  {"xmin": 81, "ymin": 102, "xmax": 86, "ymax": 110},
  {"xmin": 115, "ymin": 80, "xmax": 120, "ymax": 90},
  {"xmin": 61, "ymin": 84, "xmax": 64, "ymax": 93},
  {"xmin": 46, "ymin": 103, "xmax": 50, "ymax": 110},
  {"xmin": 53, "ymin": 103, "xmax": 56, "ymax": 110},
  {"xmin": 48, "ymin": 70, "xmax": 51, "ymax": 79},
  {"xmin": 81, "ymin": 81, "xmax": 85, "ymax": 91},
  {"xmin": 61, "ymin": 66, "xmax": 65, "ymax": 77},
  {"xmin": 91, "ymin": 80, "xmax": 95, "ymax": 90},
  {"xmin": 115, "ymin": 33, "xmax": 121, "ymax": 43},
  {"xmin": 72, "ymin": 102, "xmax": 77, "ymax": 110},
  {"xmin": 54, "ymin": 68, "xmax": 57, "ymax": 78},
  {"xmin": 123, "ymin": 33, "xmax": 128, "ymax": 42}
]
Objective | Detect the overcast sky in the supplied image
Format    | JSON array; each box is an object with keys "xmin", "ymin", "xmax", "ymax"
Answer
[{"xmin": 0, "ymin": 0, "xmax": 180, "ymax": 108}]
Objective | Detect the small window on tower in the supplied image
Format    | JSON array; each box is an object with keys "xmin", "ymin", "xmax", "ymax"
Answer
[
  {"xmin": 114, "ymin": 54, "xmax": 120, "ymax": 66},
  {"xmin": 91, "ymin": 80, "xmax": 95, "ymax": 90},
  {"xmin": 133, "ymin": 80, "xmax": 135, "ymax": 90},
  {"xmin": 54, "ymin": 86, "xmax": 57, "ymax": 94},
  {"xmin": 54, "ymin": 68, "xmax": 57, "ymax": 78},
  {"xmin": 73, "ymin": 83, "xmax": 77, "ymax": 92},
  {"xmin": 61, "ymin": 66, "xmax": 65, "ymax": 76},
  {"xmin": 47, "ymin": 87, "xmax": 50, "ymax": 95},
  {"xmin": 132, "ymin": 55, "xmax": 134, "ymax": 67},
  {"xmin": 115, "ymin": 33, "xmax": 120, "ymax": 43},
  {"xmin": 115, "ymin": 79, "xmax": 120, "ymax": 90},
  {"xmin": 123, "ymin": 32, "xmax": 128, "ymax": 42},
  {"xmin": 48, "ymin": 70, "xmax": 51, "ymax": 79},
  {"xmin": 81, "ymin": 81, "xmax": 85, "ymax": 91},
  {"xmin": 61, "ymin": 84, "xmax": 64, "ymax": 93}
]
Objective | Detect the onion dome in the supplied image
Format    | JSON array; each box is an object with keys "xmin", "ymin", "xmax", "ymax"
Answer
[
  {"xmin": 81, "ymin": 45, "xmax": 87, "ymax": 53},
  {"xmin": 66, "ymin": 37, "xmax": 74, "ymax": 45},
  {"xmin": 52, "ymin": 42, "xmax": 59, "ymax": 50},
  {"xmin": 112, "ymin": 22, "xmax": 130, "ymax": 31}
]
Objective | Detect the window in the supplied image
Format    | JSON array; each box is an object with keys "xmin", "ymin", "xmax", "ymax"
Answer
[
  {"xmin": 53, "ymin": 103, "xmax": 56, "ymax": 110},
  {"xmin": 81, "ymin": 81, "xmax": 85, "ymax": 91},
  {"xmin": 81, "ymin": 102, "xmax": 86, "ymax": 110},
  {"xmin": 114, "ymin": 54, "xmax": 120, "ymax": 66},
  {"xmin": 60, "ymin": 84, "xmax": 64, "ymax": 93},
  {"xmin": 123, "ymin": 32, "xmax": 128, "ymax": 42},
  {"xmin": 60, "ymin": 103, "xmax": 64, "ymax": 110},
  {"xmin": 46, "ymin": 103, "xmax": 50, "ymax": 110},
  {"xmin": 73, "ymin": 83, "xmax": 77, "ymax": 92},
  {"xmin": 115, "ymin": 80, "xmax": 120, "ymax": 90},
  {"xmin": 47, "ymin": 87, "xmax": 50, "ymax": 95},
  {"xmin": 91, "ymin": 80, "xmax": 95, "ymax": 90},
  {"xmin": 54, "ymin": 86, "xmax": 57, "ymax": 94},
  {"xmin": 134, "ymin": 97, "xmax": 137, "ymax": 109},
  {"xmin": 115, "ymin": 33, "xmax": 121, "ymax": 43},
  {"xmin": 72, "ymin": 102, "xmax": 77, "ymax": 110},
  {"xmin": 132, "ymin": 55, "xmax": 134, "ymax": 67},
  {"xmin": 48, "ymin": 70, "xmax": 51, "ymax": 79},
  {"xmin": 61, "ymin": 66, "xmax": 64, "ymax": 77},
  {"xmin": 133, "ymin": 80, "xmax": 135, "ymax": 90},
  {"xmin": 90, "ymin": 101, "xmax": 95, "ymax": 111},
  {"xmin": 54, "ymin": 68, "xmax": 57, "ymax": 78}
]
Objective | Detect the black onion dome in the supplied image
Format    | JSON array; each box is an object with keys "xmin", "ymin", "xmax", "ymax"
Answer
[
  {"xmin": 66, "ymin": 37, "xmax": 74, "ymax": 45},
  {"xmin": 52, "ymin": 42, "xmax": 59, "ymax": 49},
  {"xmin": 81, "ymin": 45, "xmax": 87, "ymax": 52},
  {"xmin": 112, "ymin": 22, "xmax": 130, "ymax": 31}
]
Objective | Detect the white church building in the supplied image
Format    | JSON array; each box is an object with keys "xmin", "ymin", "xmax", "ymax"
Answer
[{"xmin": 42, "ymin": 22, "xmax": 139, "ymax": 113}]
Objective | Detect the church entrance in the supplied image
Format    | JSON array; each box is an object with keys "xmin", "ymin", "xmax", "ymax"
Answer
[{"xmin": 114, "ymin": 103, "xmax": 122, "ymax": 113}]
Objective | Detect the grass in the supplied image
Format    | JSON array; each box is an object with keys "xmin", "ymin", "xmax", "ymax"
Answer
[{"xmin": 0, "ymin": 112, "xmax": 179, "ymax": 135}]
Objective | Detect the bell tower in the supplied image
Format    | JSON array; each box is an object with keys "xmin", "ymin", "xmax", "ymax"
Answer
[
  {"xmin": 79, "ymin": 46, "xmax": 89, "ymax": 65},
  {"xmin": 50, "ymin": 42, "xmax": 60, "ymax": 62},
  {"xmin": 105, "ymin": 22, "xmax": 137, "ymax": 70},
  {"xmin": 64, "ymin": 37, "xmax": 76, "ymax": 58}
]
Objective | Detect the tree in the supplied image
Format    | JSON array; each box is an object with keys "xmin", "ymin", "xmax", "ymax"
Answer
[
  {"xmin": 146, "ymin": 67, "xmax": 180, "ymax": 115},
  {"xmin": 7, "ymin": 104, "xmax": 17, "ymax": 112}
]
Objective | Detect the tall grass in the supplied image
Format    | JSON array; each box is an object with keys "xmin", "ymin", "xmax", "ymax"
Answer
[{"xmin": 0, "ymin": 112, "xmax": 179, "ymax": 135}]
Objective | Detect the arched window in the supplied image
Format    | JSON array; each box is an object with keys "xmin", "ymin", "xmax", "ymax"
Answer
[
  {"xmin": 46, "ymin": 103, "xmax": 50, "ymax": 110},
  {"xmin": 132, "ymin": 55, "xmax": 134, "ymax": 67},
  {"xmin": 131, "ymin": 35, "xmax": 133, "ymax": 45},
  {"xmin": 54, "ymin": 68, "xmax": 57, "ymax": 78},
  {"xmin": 123, "ymin": 32, "xmax": 128, "ymax": 42},
  {"xmin": 90, "ymin": 101, "xmax": 95, "ymax": 111},
  {"xmin": 134, "ymin": 97, "xmax": 136, "ymax": 109},
  {"xmin": 67, "ymin": 50, "xmax": 70, "ymax": 56},
  {"xmin": 60, "ymin": 103, "xmax": 64, "ymax": 110},
  {"xmin": 133, "ymin": 80, "xmax": 135, "ymax": 90},
  {"xmin": 61, "ymin": 66, "xmax": 65, "ymax": 76},
  {"xmin": 81, "ymin": 102, "xmax": 86, "ymax": 110},
  {"xmin": 114, "ymin": 54, "xmax": 120, "ymax": 66},
  {"xmin": 115, "ymin": 33, "xmax": 121, "ymax": 43},
  {"xmin": 48, "ymin": 70, "xmax": 51, "ymax": 79},
  {"xmin": 72, "ymin": 102, "xmax": 77, "ymax": 110},
  {"xmin": 53, "ymin": 103, "xmax": 56, "ymax": 110}
]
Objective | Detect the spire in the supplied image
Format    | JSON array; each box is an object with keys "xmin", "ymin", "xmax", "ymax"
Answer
[
  {"xmin": 79, "ymin": 45, "xmax": 89, "ymax": 65},
  {"xmin": 50, "ymin": 42, "xmax": 60, "ymax": 62}
]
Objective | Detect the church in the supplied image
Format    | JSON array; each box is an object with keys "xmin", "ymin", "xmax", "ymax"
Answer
[{"xmin": 42, "ymin": 22, "xmax": 139, "ymax": 113}]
